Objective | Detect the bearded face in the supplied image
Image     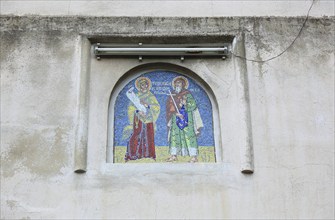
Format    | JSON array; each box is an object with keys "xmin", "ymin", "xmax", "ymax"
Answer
[
  {"xmin": 174, "ymin": 80, "xmax": 183, "ymax": 93},
  {"xmin": 175, "ymin": 86, "xmax": 182, "ymax": 93}
]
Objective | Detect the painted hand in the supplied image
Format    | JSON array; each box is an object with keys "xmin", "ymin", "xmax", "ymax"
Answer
[
  {"xmin": 139, "ymin": 111, "xmax": 146, "ymax": 117},
  {"xmin": 140, "ymin": 100, "xmax": 148, "ymax": 107},
  {"xmin": 176, "ymin": 113, "xmax": 184, "ymax": 119}
]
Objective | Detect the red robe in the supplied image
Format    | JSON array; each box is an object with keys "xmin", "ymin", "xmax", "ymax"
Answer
[{"xmin": 125, "ymin": 113, "xmax": 156, "ymax": 161}]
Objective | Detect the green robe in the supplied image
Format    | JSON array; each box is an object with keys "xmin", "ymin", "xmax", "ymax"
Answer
[{"xmin": 167, "ymin": 91, "xmax": 200, "ymax": 156}]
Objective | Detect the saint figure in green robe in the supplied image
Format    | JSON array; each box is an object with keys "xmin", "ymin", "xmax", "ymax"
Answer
[{"xmin": 166, "ymin": 76, "xmax": 203, "ymax": 163}]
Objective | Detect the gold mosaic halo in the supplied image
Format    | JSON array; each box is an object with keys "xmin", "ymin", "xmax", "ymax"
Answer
[
  {"xmin": 172, "ymin": 75, "xmax": 189, "ymax": 89},
  {"xmin": 135, "ymin": 76, "xmax": 152, "ymax": 91}
]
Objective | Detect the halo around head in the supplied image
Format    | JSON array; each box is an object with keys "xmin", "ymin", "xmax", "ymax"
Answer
[
  {"xmin": 172, "ymin": 75, "xmax": 189, "ymax": 89},
  {"xmin": 135, "ymin": 76, "xmax": 152, "ymax": 91}
]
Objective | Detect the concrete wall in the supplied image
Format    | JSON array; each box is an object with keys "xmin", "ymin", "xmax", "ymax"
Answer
[
  {"xmin": 1, "ymin": 0, "xmax": 334, "ymax": 17},
  {"xmin": 1, "ymin": 15, "xmax": 334, "ymax": 219}
]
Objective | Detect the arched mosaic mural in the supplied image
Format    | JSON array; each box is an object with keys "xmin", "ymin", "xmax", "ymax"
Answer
[{"xmin": 113, "ymin": 70, "xmax": 215, "ymax": 163}]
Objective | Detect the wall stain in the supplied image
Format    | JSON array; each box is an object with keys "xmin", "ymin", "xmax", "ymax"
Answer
[{"xmin": 1, "ymin": 127, "xmax": 70, "ymax": 178}]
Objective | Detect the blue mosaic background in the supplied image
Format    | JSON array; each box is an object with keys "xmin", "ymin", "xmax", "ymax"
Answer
[{"xmin": 114, "ymin": 71, "xmax": 214, "ymax": 147}]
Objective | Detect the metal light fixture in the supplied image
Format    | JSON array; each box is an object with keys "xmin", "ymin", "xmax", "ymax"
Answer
[{"xmin": 94, "ymin": 43, "xmax": 230, "ymax": 60}]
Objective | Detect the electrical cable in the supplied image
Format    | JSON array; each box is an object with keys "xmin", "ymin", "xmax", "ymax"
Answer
[{"xmin": 231, "ymin": 0, "xmax": 315, "ymax": 63}]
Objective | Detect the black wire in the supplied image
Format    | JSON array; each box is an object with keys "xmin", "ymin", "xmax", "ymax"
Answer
[{"xmin": 231, "ymin": 0, "xmax": 315, "ymax": 63}]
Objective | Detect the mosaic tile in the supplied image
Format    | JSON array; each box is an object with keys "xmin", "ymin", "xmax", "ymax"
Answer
[{"xmin": 113, "ymin": 71, "xmax": 215, "ymax": 163}]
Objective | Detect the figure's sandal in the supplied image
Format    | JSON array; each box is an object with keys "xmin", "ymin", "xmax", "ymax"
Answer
[
  {"xmin": 189, "ymin": 157, "xmax": 198, "ymax": 163},
  {"xmin": 166, "ymin": 155, "xmax": 178, "ymax": 162}
]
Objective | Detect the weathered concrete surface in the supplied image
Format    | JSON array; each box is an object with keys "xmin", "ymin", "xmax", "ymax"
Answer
[
  {"xmin": 0, "ymin": 0, "xmax": 334, "ymax": 17},
  {"xmin": 1, "ymin": 16, "xmax": 334, "ymax": 219}
]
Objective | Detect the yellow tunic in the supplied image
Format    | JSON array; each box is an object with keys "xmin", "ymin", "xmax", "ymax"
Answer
[{"xmin": 122, "ymin": 91, "xmax": 160, "ymax": 140}]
